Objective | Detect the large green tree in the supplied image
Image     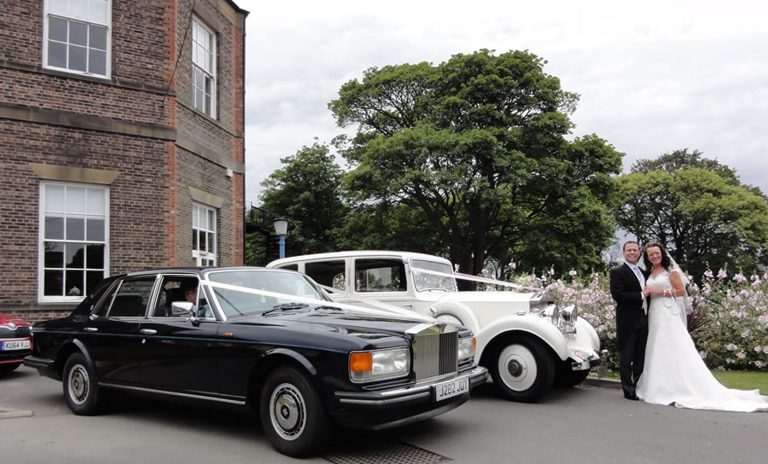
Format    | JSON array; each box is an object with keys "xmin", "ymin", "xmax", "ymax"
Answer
[
  {"xmin": 257, "ymin": 142, "xmax": 349, "ymax": 257},
  {"xmin": 330, "ymin": 49, "xmax": 622, "ymax": 275},
  {"xmin": 614, "ymin": 149, "xmax": 768, "ymax": 278}
]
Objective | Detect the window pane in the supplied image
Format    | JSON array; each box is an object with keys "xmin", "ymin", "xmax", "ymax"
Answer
[
  {"xmin": 86, "ymin": 270, "xmax": 104, "ymax": 294},
  {"xmin": 45, "ymin": 216, "xmax": 64, "ymax": 240},
  {"xmin": 86, "ymin": 218, "xmax": 104, "ymax": 241},
  {"xmin": 65, "ymin": 270, "xmax": 84, "ymax": 296},
  {"xmin": 69, "ymin": 45, "xmax": 87, "ymax": 72},
  {"xmin": 66, "ymin": 217, "xmax": 85, "ymax": 240},
  {"xmin": 49, "ymin": 0, "xmax": 68, "ymax": 16},
  {"xmin": 44, "ymin": 242, "xmax": 65, "ymax": 267},
  {"xmin": 86, "ymin": 244, "xmax": 105, "ymax": 268},
  {"xmin": 66, "ymin": 186, "xmax": 86, "ymax": 213},
  {"xmin": 44, "ymin": 270, "xmax": 64, "ymax": 296},
  {"xmin": 207, "ymin": 232, "xmax": 215, "ymax": 253},
  {"xmin": 90, "ymin": 25, "xmax": 107, "ymax": 50},
  {"xmin": 45, "ymin": 184, "xmax": 66, "ymax": 212},
  {"xmin": 48, "ymin": 41, "xmax": 68, "ymax": 68},
  {"xmin": 71, "ymin": 0, "xmax": 89, "ymax": 20},
  {"xmin": 49, "ymin": 16, "xmax": 68, "ymax": 42},
  {"xmin": 88, "ymin": 0, "xmax": 109, "ymax": 24},
  {"xmin": 89, "ymin": 49, "xmax": 106, "ymax": 75},
  {"xmin": 208, "ymin": 210, "xmax": 215, "ymax": 230},
  {"xmin": 69, "ymin": 21, "xmax": 88, "ymax": 46},
  {"xmin": 86, "ymin": 188, "xmax": 105, "ymax": 214},
  {"xmin": 66, "ymin": 243, "xmax": 85, "ymax": 268},
  {"xmin": 192, "ymin": 230, "xmax": 198, "ymax": 249},
  {"xmin": 199, "ymin": 230, "xmax": 207, "ymax": 252}
]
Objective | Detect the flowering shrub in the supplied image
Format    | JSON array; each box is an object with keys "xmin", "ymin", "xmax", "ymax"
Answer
[{"xmin": 516, "ymin": 269, "xmax": 768, "ymax": 372}]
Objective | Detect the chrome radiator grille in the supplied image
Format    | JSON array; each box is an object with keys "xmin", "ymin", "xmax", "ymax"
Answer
[{"xmin": 412, "ymin": 326, "xmax": 458, "ymax": 381}]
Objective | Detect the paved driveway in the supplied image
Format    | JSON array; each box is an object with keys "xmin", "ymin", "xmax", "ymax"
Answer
[{"xmin": 1, "ymin": 367, "xmax": 764, "ymax": 464}]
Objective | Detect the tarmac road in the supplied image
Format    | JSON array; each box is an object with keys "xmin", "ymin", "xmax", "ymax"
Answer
[{"xmin": 1, "ymin": 366, "xmax": 765, "ymax": 464}]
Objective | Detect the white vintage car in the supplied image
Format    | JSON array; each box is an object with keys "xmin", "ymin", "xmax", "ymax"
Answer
[{"xmin": 268, "ymin": 250, "xmax": 601, "ymax": 402}]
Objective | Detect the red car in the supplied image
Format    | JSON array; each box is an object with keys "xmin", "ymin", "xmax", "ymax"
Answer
[{"xmin": 0, "ymin": 314, "xmax": 32, "ymax": 374}]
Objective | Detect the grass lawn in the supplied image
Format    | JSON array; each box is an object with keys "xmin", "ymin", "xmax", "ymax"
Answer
[{"xmin": 596, "ymin": 370, "xmax": 768, "ymax": 395}]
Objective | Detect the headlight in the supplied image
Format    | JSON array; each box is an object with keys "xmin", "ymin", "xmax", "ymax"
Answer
[
  {"xmin": 458, "ymin": 336, "xmax": 476, "ymax": 362},
  {"xmin": 559, "ymin": 304, "xmax": 579, "ymax": 333},
  {"xmin": 349, "ymin": 347, "xmax": 410, "ymax": 383}
]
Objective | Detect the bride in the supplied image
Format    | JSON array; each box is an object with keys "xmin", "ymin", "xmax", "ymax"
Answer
[{"xmin": 636, "ymin": 242, "xmax": 768, "ymax": 412}]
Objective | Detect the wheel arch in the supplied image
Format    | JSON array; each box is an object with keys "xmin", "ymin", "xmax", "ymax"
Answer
[
  {"xmin": 246, "ymin": 348, "xmax": 321, "ymax": 411},
  {"xmin": 55, "ymin": 338, "xmax": 94, "ymax": 379},
  {"xmin": 429, "ymin": 301, "xmax": 480, "ymax": 335},
  {"xmin": 479, "ymin": 329, "xmax": 561, "ymax": 369}
]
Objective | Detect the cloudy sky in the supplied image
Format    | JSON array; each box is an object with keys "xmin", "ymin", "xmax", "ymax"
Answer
[{"xmin": 240, "ymin": 0, "xmax": 768, "ymax": 204}]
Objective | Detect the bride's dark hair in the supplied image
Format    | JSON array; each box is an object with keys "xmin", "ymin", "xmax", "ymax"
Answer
[{"xmin": 643, "ymin": 242, "xmax": 671, "ymax": 270}]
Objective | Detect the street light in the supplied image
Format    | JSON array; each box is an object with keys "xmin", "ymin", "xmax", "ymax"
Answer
[{"xmin": 273, "ymin": 218, "xmax": 288, "ymax": 259}]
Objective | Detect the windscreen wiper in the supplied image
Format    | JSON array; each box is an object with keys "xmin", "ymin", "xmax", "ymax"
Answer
[{"xmin": 262, "ymin": 303, "xmax": 309, "ymax": 316}]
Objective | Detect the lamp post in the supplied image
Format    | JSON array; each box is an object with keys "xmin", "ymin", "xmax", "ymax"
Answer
[{"xmin": 273, "ymin": 218, "xmax": 288, "ymax": 259}]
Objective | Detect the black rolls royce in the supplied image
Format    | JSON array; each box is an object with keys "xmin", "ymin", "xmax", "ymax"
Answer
[{"xmin": 25, "ymin": 267, "xmax": 487, "ymax": 457}]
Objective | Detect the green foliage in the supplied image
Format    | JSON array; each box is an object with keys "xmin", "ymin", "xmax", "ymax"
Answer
[
  {"xmin": 614, "ymin": 149, "xmax": 768, "ymax": 279},
  {"xmin": 257, "ymin": 142, "xmax": 349, "ymax": 257},
  {"xmin": 330, "ymin": 49, "xmax": 622, "ymax": 276}
]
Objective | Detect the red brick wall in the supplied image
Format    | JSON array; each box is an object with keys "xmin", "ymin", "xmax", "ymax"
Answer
[{"xmin": 0, "ymin": 0, "xmax": 246, "ymax": 319}]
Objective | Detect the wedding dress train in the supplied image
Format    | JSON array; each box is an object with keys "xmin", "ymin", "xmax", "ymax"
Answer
[{"xmin": 636, "ymin": 271, "xmax": 768, "ymax": 412}]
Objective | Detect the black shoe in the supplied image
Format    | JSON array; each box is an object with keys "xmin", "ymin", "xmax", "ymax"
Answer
[{"xmin": 624, "ymin": 393, "xmax": 639, "ymax": 401}]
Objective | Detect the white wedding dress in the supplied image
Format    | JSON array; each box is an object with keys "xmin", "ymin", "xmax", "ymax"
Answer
[{"xmin": 636, "ymin": 270, "xmax": 768, "ymax": 412}]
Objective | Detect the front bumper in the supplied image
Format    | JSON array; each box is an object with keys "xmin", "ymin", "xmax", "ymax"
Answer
[
  {"xmin": 332, "ymin": 366, "xmax": 488, "ymax": 429},
  {"xmin": 570, "ymin": 353, "xmax": 601, "ymax": 371}
]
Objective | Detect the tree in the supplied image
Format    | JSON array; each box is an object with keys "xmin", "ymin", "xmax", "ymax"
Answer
[
  {"xmin": 330, "ymin": 49, "xmax": 622, "ymax": 275},
  {"xmin": 614, "ymin": 149, "xmax": 768, "ymax": 278},
  {"xmin": 257, "ymin": 142, "xmax": 349, "ymax": 257}
]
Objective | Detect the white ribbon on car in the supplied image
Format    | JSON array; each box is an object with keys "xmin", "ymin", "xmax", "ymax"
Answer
[
  {"xmin": 200, "ymin": 279, "xmax": 434, "ymax": 322},
  {"xmin": 412, "ymin": 267, "xmax": 541, "ymax": 292}
]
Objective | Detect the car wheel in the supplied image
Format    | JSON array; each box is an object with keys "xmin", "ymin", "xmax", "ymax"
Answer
[
  {"xmin": 259, "ymin": 366, "xmax": 331, "ymax": 457},
  {"xmin": 490, "ymin": 338, "xmax": 554, "ymax": 402},
  {"xmin": 555, "ymin": 369, "xmax": 590, "ymax": 388},
  {"xmin": 62, "ymin": 353, "xmax": 103, "ymax": 415}
]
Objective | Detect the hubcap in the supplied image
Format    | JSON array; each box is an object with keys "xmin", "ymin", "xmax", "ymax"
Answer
[
  {"xmin": 498, "ymin": 344, "xmax": 537, "ymax": 392},
  {"xmin": 68, "ymin": 365, "xmax": 89, "ymax": 405},
  {"xmin": 269, "ymin": 383, "xmax": 306, "ymax": 441}
]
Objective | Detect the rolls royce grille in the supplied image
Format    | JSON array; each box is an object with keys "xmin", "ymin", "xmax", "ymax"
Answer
[{"xmin": 413, "ymin": 330, "xmax": 458, "ymax": 381}]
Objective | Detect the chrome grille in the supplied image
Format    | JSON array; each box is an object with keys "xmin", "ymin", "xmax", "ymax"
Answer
[{"xmin": 410, "ymin": 324, "xmax": 458, "ymax": 381}]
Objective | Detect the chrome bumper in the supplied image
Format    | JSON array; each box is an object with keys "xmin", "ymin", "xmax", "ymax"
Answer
[{"xmin": 335, "ymin": 366, "xmax": 488, "ymax": 407}]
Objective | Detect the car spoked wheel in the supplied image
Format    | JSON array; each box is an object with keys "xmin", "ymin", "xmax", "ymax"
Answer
[
  {"xmin": 62, "ymin": 353, "xmax": 103, "ymax": 415},
  {"xmin": 269, "ymin": 383, "xmax": 306, "ymax": 441},
  {"xmin": 490, "ymin": 338, "xmax": 554, "ymax": 403},
  {"xmin": 259, "ymin": 367, "xmax": 331, "ymax": 457}
]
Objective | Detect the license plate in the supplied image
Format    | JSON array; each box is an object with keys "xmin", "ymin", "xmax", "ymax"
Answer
[
  {"xmin": 433, "ymin": 375, "xmax": 469, "ymax": 401},
  {"xmin": 1, "ymin": 339, "xmax": 31, "ymax": 351}
]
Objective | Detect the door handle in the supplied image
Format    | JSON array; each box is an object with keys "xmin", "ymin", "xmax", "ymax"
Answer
[
  {"xmin": 84, "ymin": 327, "xmax": 98, "ymax": 332},
  {"xmin": 139, "ymin": 329, "xmax": 157, "ymax": 335}
]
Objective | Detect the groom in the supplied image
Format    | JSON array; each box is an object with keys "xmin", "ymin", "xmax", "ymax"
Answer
[{"xmin": 609, "ymin": 241, "xmax": 650, "ymax": 400}]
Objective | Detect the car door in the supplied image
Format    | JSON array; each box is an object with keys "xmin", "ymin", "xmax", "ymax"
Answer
[
  {"xmin": 137, "ymin": 274, "xmax": 221, "ymax": 396},
  {"xmin": 81, "ymin": 276, "xmax": 155, "ymax": 385}
]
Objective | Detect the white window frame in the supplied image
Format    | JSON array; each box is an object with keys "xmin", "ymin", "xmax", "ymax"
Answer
[
  {"xmin": 192, "ymin": 203, "xmax": 217, "ymax": 266},
  {"xmin": 42, "ymin": 0, "xmax": 112, "ymax": 78},
  {"xmin": 191, "ymin": 16, "xmax": 217, "ymax": 118},
  {"xmin": 38, "ymin": 182, "xmax": 110, "ymax": 303}
]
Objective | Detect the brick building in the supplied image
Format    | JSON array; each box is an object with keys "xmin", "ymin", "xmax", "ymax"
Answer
[{"xmin": 0, "ymin": 0, "xmax": 248, "ymax": 322}]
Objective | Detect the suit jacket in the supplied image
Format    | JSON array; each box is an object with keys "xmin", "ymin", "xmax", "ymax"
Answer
[{"xmin": 609, "ymin": 263, "xmax": 648, "ymax": 341}]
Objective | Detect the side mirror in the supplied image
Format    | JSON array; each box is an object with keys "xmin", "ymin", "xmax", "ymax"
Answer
[{"xmin": 170, "ymin": 301, "xmax": 194, "ymax": 317}]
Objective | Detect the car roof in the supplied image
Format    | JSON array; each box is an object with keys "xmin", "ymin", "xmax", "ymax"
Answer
[
  {"xmin": 122, "ymin": 266, "xmax": 300, "ymax": 278},
  {"xmin": 268, "ymin": 250, "xmax": 453, "ymax": 267}
]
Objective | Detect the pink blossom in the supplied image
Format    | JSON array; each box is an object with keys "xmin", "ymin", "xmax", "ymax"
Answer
[
  {"xmin": 755, "ymin": 361, "xmax": 766, "ymax": 368},
  {"xmin": 704, "ymin": 269, "xmax": 714, "ymax": 279},
  {"xmin": 717, "ymin": 268, "xmax": 728, "ymax": 279},
  {"xmin": 733, "ymin": 273, "xmax": 748, "ymax": 284},
  {"xmin": 737, "ymin": 352, "xmax": 746, "ymax": 359},
  {"xmin": 725, "ymin": 343, "xmax": 737, "ymax": 351}
]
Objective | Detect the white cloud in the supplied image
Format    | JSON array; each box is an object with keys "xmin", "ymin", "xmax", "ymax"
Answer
[{"xmin": 239, "ymin": 0, "xmax": 768, "ymax": 201}]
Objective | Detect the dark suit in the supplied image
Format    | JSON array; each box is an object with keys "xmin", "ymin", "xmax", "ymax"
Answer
[{"xmin": 609, "ymin": 263, "xmax": 649, "ymax": 398}]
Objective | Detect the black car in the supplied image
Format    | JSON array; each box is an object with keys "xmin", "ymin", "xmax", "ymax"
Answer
[{"xmin": 25, "ymin": 267, "xmax": 487, "ymax": 457}]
